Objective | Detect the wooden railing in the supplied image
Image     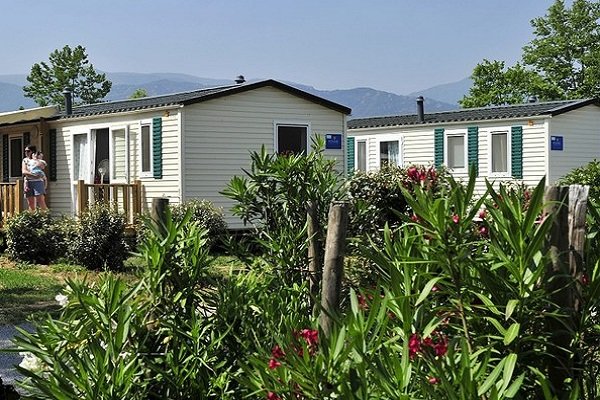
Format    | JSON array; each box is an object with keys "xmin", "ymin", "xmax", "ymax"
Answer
[
  {"xmin": 0, "ymin": 180, "xmax": 24, "ymax": 227},
  {"xmin": 77, "ymin": 180, "xmax": 143, "ymax": 226}
]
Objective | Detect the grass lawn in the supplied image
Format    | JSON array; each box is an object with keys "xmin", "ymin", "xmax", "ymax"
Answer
[{"xmin": 0, "ymin": 254, "xmax": 246, "ymax": 326}]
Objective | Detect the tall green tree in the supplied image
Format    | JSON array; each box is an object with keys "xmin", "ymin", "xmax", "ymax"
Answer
[
  {"xmin": 461, "ymin": 0, "xmax": 600, "ymax": 107},
  {"xmin": 23, "ymin": 45, "xmax": 112, "ymax": 107}
]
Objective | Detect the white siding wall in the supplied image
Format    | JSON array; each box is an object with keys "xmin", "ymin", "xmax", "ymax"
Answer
[
  {"xmin": 182, "ymin": 86, "xmax": 347, "ymax": 229},
  {"xmin": 349, "ymin": 117, "xmax": 549, "ymax": 195},
  {"xmin": 48, "ymin": 109, "xmax": 182, "ymax": 215},
  {"xmin": 548, "ymin": 105, "xmax": 600, "ymax": 182}
]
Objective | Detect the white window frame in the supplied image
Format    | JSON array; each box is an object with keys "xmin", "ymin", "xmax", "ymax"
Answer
[
  {"xmin": 8, "ymin": 134, "xmax": 24, "ymax": 180},
  {"xmin": 71, "ymin": 132, "xmax": 93, "ymax": 183},
  {"xmin": 273, "ymin": 121, "xmax": 311, "ymax": 154},
  {"xmin": 139, "ymin": 120, "xmax": 154, "ymax": 178},
  {"xmin": 444, "ymin": 129, "xmax": 468, "ymax": 172},
  {"xmin": 355, "ymin": 138, "xmax": 368, "ymax": 172},
  {"xmin": 375, "ymin": 135, "xmax": 402, "ymax": 169},
  {"xmin": 487, "ymin": 129, "xmax": 511, "ymax": 178}
]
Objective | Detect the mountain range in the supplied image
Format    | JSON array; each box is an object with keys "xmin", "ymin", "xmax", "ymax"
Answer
[{"xmin": 0, "ymin": 72, "xmax": 472, "ymax": 118}]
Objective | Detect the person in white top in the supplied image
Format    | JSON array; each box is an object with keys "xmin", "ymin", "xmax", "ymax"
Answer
[{"xmin": 22, "ymin": 145, "xmax": 48, "ymax": 210}]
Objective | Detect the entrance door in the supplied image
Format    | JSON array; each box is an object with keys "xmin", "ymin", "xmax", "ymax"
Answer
[{"xmin": 93, "ymin": 128, "xmax": 109, "ymax": 183}]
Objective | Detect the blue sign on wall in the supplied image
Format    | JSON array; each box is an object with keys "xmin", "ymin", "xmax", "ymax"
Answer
[
  {"xmin": 326, "ymin": 134, "xmax": 342, "ymax": 149},
  {"xmin": 551, "ymin": 135, "xmax": 564, "ymax": 151}
]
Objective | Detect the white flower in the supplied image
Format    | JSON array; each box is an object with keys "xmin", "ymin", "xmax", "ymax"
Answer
[
  {"xmin": 19, "ymin": 352, "xmax": 44, "ymax": 373},
  {"xmin": 55, "ymin": 294, "xmax": 68, "ymax": 307}
]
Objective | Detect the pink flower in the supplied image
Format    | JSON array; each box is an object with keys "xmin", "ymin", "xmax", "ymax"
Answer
[
  {"xmin": 268, "ymin": 358, "xmax": 281, "ymax": 370},
  {"xmin": 581, "ymin": 273, "xmax": 590, "ymax": 286},
  {"xmin": 428, "ymin": 376, "xmax": 440, "ymax": 384},
  {"xmin": 452, "ymin": 214, "xmax": 460, "ymax": 224},
  {"xmin": 478, "ymin": 210, "xmax": 487, "ymax": 220},
  {"xmin": 479, "ymin": 226, "xmax": 488, "ymax": 237},
  {"xmin": 410, "ymin": 214, "xmax": 420, "ymax": 223},
  {"xmin": 434, "ymin": 341, "xmax": 448, "ymax": 357},
  {"xmin": 267, "ymin": 391, "xmax": 281, "ymax": 400}
]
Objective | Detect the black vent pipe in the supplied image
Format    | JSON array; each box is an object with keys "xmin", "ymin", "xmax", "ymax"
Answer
[
  {"xmin": 63, "ymin": 87, "xmax": 73, "ymax": 115},
  {"xmin": 416, "ymin": 96, "xmax": 424, "ymax": 123}
]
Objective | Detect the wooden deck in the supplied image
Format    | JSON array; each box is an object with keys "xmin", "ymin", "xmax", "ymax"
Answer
[
  {"xmin": 0, "ymin": 180, "xmax": 24, "ymax": 228},
  {"xmin": 76, "ymin": 180, "xmax": 143, "ymax": 226}
]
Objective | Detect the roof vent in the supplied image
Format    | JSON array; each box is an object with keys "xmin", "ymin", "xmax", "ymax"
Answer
[
  {"xmin": 63, "ymin": 87, "xmax": 73, "ymax": 115},
  {"xmin": 235, "ymin": 75, "xmax": 246, "ymax": 84},
  {"xmin": 527, "ymin": 95, "xmax": 538, "ymax": 103},
  {"xmin": 416, "ymin": 96, "xmax": 425, "ymax": 123}
]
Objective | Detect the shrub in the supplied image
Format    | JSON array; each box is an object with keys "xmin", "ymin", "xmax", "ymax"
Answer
[
  {"xmin": 5, "ymin": 211, "xmax": 65, "ymax": 264},
  {"xmin": 559, "ymin": 159, "xmax": 600, "ymax": 204},
  {"xmin": 170, "ymin": 199, "xmax": 227, "ymax": 248},
  {"xmin": 68, "ymin": 204, "xmax": 128, "ymax": 270},
  {"xmin": 347, "ymin": 164, "xmax": 449, "ymax": 245}
]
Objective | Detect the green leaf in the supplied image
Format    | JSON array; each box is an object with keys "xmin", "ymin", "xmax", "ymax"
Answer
[
  {"xmin": 478, "ymin": 358, "xmax": 506, "ymax": 396},
  {"xmin": 504, "ymin": 372, "xmax": 525, "ymax": 398},
  {"xmin": 415, "ymin": 277, "xmax": 443, "ymax": 306},
  {"xmin": 474, "ymin": 293, "xmax": 501, "ymax": 315},
  {"xmin": 504, "ymin": 323, "xmax": 520, "ymax": 346},
  {"xmin": 505, "ymin": 299, "xmax": 519, "ymax": 321}
]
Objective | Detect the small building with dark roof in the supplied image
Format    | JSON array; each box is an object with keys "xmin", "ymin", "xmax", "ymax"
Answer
[
  {"xmin": 0, "ymin": 79, "xmax": 351, "ymax": 228},
  {"xmin": 347, "ymin": 98, "xmax": 600, "ymax": 190}
]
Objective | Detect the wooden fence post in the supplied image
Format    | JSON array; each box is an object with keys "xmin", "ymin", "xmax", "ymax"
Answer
[
  {"xmin": 544, "ymin": 185, "xmax": 588, "ymax": 396},
  {"xmin": 319, "ymin": 201, "xmax": 349, "ymax": 339},
  {"xmin": 151, "ymin": 197, "xmax": 169, "ymax": 236},
  {"xmin": 307, "ymin": 201, "xmax": 322, "ymax": 299},
  {"xmin": 14, "ymin": 179, "xmax": 24, "ymax": 213}
]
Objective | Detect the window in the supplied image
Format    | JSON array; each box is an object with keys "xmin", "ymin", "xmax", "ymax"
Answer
[
  {"xmin": 9, "ymin": 136, "xmax": 23, "ymax": 179},
  {"xmin": 276, "ymin": 124, "xmax": 308, "ymax": 154},
  {"xmin": 446, "ymin": 133, "xmax": 466, "ymax": 169},
  {"xmin": 141, "ymin": 124, "xmax": 152, "ymax": 175},
  {"xmin": 356, "ymin": 140, "xmax": 367, "ymax": 171},
  {"xmin": 73, "ymin": 133, "xmax": 89, "ymax": 181},
  {"xmin": 490, "ymin": 131, "xmax": 509, "ymax": 175},
  {"xmin": 379, "ymin": 140, "xmax": 400, "ymax": 167}
]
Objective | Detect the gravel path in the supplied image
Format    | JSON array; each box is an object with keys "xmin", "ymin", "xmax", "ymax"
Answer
[{"xmin": 0, "ymin": 323, "xmax": 33, "ymax": 385}]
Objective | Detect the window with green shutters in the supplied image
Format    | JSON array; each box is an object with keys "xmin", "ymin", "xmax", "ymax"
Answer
[
  {"xmin": 49, "ymin": 129, "xmax": 57, "ymax": 181},
  {"xmin": 467, "ymin": 126, "xmax": 479, "ymax": 176},
  {"xmin": 434, "ymin": 128, "xmax": 444, "ymax": 167},
  {"xmin": 152, "ymin": 117, "xmax": 162, "ymax": 179},
  {"xmin": 511, "ymin": 126, "xmax": 523, "ymax": 179},
  {"xmin": 347, "ymin": 137, "xmax": 355, "ymax": 176}
]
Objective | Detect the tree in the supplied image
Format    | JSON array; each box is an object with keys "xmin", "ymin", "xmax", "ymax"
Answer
[
  {"xmin": 461, "ymin": 0, "xmax": 600, "ymax": 107},
  {"xmin": 23, "ymin": 45, "xmax": 112, "ymax": 107},
  {"xmin": 129, "ymin": 88, "xmax": 148, "ymax": 99}
]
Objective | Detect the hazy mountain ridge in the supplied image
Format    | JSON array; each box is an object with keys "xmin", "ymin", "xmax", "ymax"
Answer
[{"xmin": 0, "ymin": 72, "xmax": 467, "ymax": 116}]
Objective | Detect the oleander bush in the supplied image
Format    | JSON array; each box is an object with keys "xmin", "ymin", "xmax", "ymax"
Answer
[
  {"xmin": 169, "ymin": 199, "xmax": 227, "ymax": 248},
  {"xmin": 559, "ymin": 159, "xmax": 600, "ymax": 204},
  {"xmin": 67, "ymin": 204, "xmax": 128, "ymax": 270},
  {"xmin": 5, "ymin": 210, "xmax": 65, "ymax": 264}
]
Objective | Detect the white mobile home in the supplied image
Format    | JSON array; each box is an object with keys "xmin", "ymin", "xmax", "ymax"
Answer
[
  {"xmin": 347, "ymin": 98, "xmax": 600, "ymax": 190},
  {"xmin": 0, "ymin": 80, "xmax": 351, "ymax": 228}
]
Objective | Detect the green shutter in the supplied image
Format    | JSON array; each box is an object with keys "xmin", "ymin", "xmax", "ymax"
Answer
[
  {"xmin": 511, "ymin": 126, "xmax": 523, "ymax": 179},
  {"xmin": 347, "ymin": 137, "xmax": 355, "ymax": 176},
  {"xmin": 49, "ymin": 129, "xmax": 57, "ymax": 181},
  {"xmin": 434, "ymin": 128, "xmax": 444, "ymax": 167},
  {"xmin": 468, "ymin": 126, "xmax": 479, "ymax": 176},
  {"xmin": 152, "ymin": 117, "xmax": 163, "ymax": 179},
  {"xmin": 2, "ymin": 134, "xmax": 8, "ymax": 182}
]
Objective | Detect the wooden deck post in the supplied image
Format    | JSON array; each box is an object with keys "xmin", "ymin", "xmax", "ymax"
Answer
[
  {"xmin": 132, "ymin": 180, "xmax": 142, "ymax": 217},
  {"xmin": 77, "ymin": 180, "xmax": 87, "ymax": 216},
  {"xmin": 319, "ymin": 201, "xmax": 349, "ymax": 339},
  {"xmin": 14, "ymin": 179, "xmax": 24, "ymax": 213}
]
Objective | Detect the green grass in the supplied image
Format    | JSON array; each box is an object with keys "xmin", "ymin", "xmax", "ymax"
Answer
[{"xmin": 0, "ymin": 266, "xmax": 64, "ymax": 325}]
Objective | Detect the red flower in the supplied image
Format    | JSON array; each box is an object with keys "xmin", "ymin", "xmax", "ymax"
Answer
[
  {"xmin": 271, "ymin": 345, "xmax": 285, "ymax": 359},
  {"xmin": 452, "ymin": 214, "xmax": 460, "ymax": 224},
  {"xmin": 478, "ymin": 210, "xmax": 487, "ymax": 220},
  {"xmin": 410, "ymin": 214, "xmax": 420, "ymax": 223},
  {"xmin": 299, "ymin": 329, "xmax": 319, "ymax": 347},
  {"xmin": 434, "ymin": 340, "xmax": 448, "ymax": 357},
  {"xmin": 267, "ymin": 391, "xmax": 281, "ymax": 400},
  {"xmin": 431, "ymin": 285, "xmax": 440, "ymax": 292},
  {"xmin": 407, "ymin": 166, "xmax": 419, "ymax": 181},
  {"xmin": 428, "ymin": 376, "xmax": 440, "ymax": 384},
  {"xmin": 268, "ymin": 358, "xmax": 281, "ymax": 370},
  {"xmin": 357, "ymin": 294, "xmax": 369, "ymax": 310},
  {"xmin": 408, "ymin": 333, "xmax": 421, "ymax": 360},
  {"xmin": 581, "ymin": 273, "xmax": 590, "ymax": 286},
  {"xmin": 479, "ymin": 226, "xmax": 488, "ymax": 237}
]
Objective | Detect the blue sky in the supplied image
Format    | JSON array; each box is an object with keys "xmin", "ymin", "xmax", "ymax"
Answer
[{"xmin": 3, "ymin": 1, "xmax": 558, "ymax": 94}]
